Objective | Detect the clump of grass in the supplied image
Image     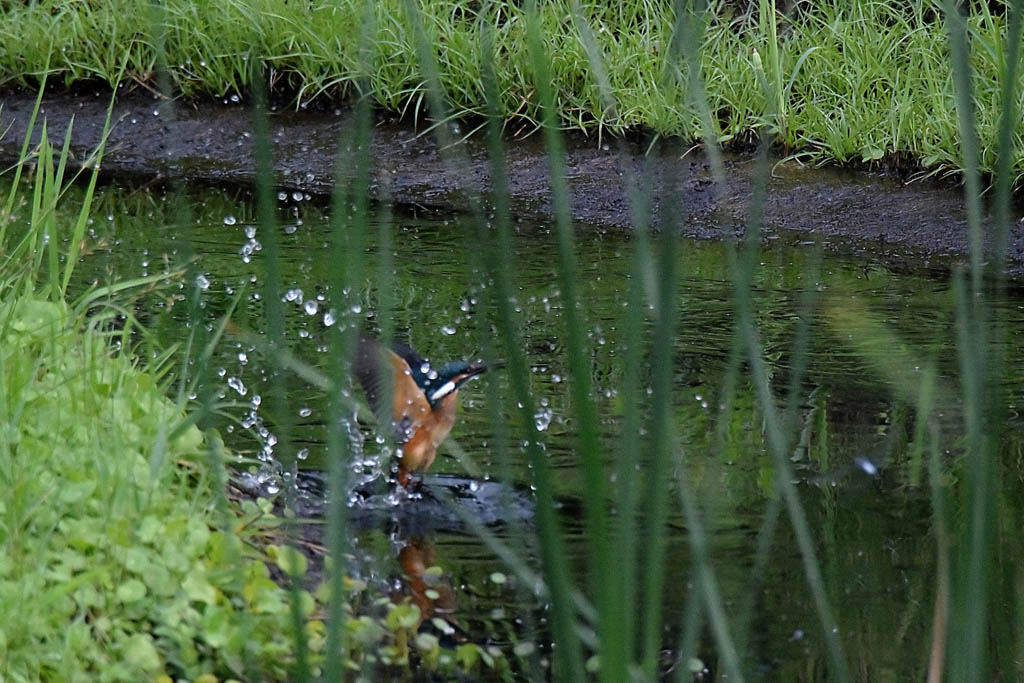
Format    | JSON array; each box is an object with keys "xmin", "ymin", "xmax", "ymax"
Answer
[
  {"xmin": 1, "ymin": 0, "xmax": 1023, "ymax": 179},
  {"xmin": 0, "ymin": 294, "xmax": 309, "ymax": 681},
  {"xmin": 0, "ymin": 96, "xmax": 320, "ymax": 680}
]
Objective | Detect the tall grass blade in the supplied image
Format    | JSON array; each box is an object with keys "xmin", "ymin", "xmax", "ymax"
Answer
[
  {"xmin": 392, "ymin": 1, "xmax": 585, "ymax": 678},
  {"xmin": 673, "ymin": 456, "xmax": 743, "ymax": 680},
  {"xmin": 61, "ymin": 81, "xmax": 121, "ymax": 297},
  {"xmin": 941, "ymin": 1, "xmax": 994, "ymax": 679},
  {"xmin": 466, "ymin": 1, "xmax": 585, "ymax": 678},
  {"xmin": 993, "ymin": 0, "xmax": 1023, "ymax": 276},
  {"xmin": 323, "ymin": 3, "xmax": 375, "ymax": 677},
  {"xmin": 988, "ymin": 1, "xmax": 1022, "ymax": 673},
  {"xmin": 941, "ymin": 0, "xmax": 984, "ymax": 296},
  {"xmin": 565, "ymin": 4, "xmax": 658, "ymax": 675},
  {"xmin": 249, "ymin": 58, "xmax": 309, "ymax": 682},
  {"xmin": 638, "ymin": 159, "xmax": 680, "ymax": 678},
  {"xmin": 734, "ymin": 14, "xmax": 851, "ymax": 677},
  {"xmin": 1, "ymin": 69, "xmax": 47, "ymax": 233},
  {"xmin": 522, "ymin": 1, "xmax": 608, "ymax": 679}
]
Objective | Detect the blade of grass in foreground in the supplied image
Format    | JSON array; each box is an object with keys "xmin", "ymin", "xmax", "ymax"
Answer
[
  {"xmin": 659, "ymin": 4, "xmax": 753, "ymax": 679},
  {"xmin": 735, "ymin": 32, "xmax": 852, "ymax": 680},
  {"xmin": 323, "ymin": 2, "xmax": 375, "ymax": 675},
  {"xmin": 522, "ymin": 2, "xmax": 606, "ymax": 679},
  {"xmin": 987, "ymin": 0, "xmax": 1022, "ymax": 675},
  {"xmin": 249, "ymin": 60, "xmax": 310, "ymax": 683},
  {"xmin": 565, "ymin": 3, "xmax": 659, "ymax": 677},
  {"xmin": 399, "ymin": 1, "xmax": 585, "ymax": 679},
  {"xmin": 941, "ymin": 1, "xmax": 995, "ymax": 679},
  {"xmin": 1, "ymin": 68, "xmax": 47, "ymax": 233},
  {"xmin": 636, "ymin": 152, "xmax": 681, "ymax": 679},
  {"xmin": 475, "ymin": 11, "xmax": 581, "ymax": 678},
  {"xmin": 991, "ymin": 0, "xmax": 1023, "ymax": 276}
]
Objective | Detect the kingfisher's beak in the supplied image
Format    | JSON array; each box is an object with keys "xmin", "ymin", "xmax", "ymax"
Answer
[{"xmin": 464, "ymin": 362, "xmax": 490, "ymax": 379}]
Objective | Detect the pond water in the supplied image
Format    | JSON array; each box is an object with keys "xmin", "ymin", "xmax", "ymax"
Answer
[{"xmin": 44, "ymin": 180, "xmax": 1024, "ymax": 679}]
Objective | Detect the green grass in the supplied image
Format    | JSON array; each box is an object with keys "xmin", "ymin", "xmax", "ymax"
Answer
[
  {"xmin": 0, "ymin": 117, "xmax": 317, "ymax": 679},
  {"xmin": 1, "ymin": 0, "xmax": 1023, "ymax": 180}
]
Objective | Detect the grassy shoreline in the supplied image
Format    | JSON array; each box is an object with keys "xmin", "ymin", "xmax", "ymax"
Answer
[{"xmin": 1, "ymin": 0, "xmax": 1021, "ymax": 181}]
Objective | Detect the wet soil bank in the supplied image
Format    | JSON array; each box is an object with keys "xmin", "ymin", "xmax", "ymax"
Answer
[{"xmin": 2, "ymin": 88, "xmax": 1023, "ymax": 272}]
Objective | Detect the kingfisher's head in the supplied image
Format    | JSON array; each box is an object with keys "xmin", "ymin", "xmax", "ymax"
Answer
[{"xmin": 415, "ymin": 360, "xmax": 489, "ymax": 409}]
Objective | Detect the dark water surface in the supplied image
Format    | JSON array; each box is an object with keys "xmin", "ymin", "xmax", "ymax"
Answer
[{"xmin": 47, "ymin": 181, "xmax": 1024, "ymax": 679}]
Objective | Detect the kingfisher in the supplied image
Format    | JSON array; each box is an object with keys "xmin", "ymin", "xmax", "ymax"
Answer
[{"xmin": 354, "ymin": 333, "xmax": 493, "ymax": 487}]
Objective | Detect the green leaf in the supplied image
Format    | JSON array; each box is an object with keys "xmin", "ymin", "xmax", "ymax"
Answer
[
  {"xmin": 58, "ymin": 480, "xmax": 96, "ymax": 504},
  {"xmin": 116, "ymin": 579, "xmax": 147, "ymax": 603},
  {"xmin": 386, "ymin": 603, "xmax": 421, "ymax": 631},
  {"xmin": 456, "ymin": 643, "xmax": 480, "ymax": 670},
  {"xmin": 860, "ymin": 146, "xmax": 884, "ymax": 161},
  {"xmin": 182, "ymin": 571, "xmax": 217, "ymax": 605},
  {"xmin": 137, "ymin": 516, "xmax": 163, "ymax": 545},
  {"xmin": 415, "ymin": 632, "xmax": 440, "ymax": 652},
  {"xmin": 202, "ymin": 604, "xmax": 233, "ymax": 648},
  {"xmin": 274, "ymin": 545, "xmax": 308, "ymax": 577},
  {"xmin": 122, "ymin": 634, "xmax": 161, "ymax": 672}
]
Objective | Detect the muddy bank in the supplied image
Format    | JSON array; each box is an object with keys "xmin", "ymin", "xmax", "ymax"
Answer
[{"xmin": 2, "ymin": 88, "xmax": 1021, "ymax": 271}]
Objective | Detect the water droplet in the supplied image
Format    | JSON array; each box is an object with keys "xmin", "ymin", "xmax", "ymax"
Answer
[
  {"xmin": 195, "ymin": 274, "xmax": 210, "ymax": 290},
  {"xmin": 284, "ymin": 288, "xmax": 303, "ymax": 303},
  {"xmin": 855, "ymin": 457, "xmax": 878, "ymax": 476},
  {"xmin": 223, "ymin": 215, "xmax": 237, "ymax": 225},
  {"xmin": 441, "ymin": 325, "xmax": 456, "ymax": 335},
  {"xmin": 534, "ymin": 407, "xmax": 553, "ymax": 431},
  {"xmin": 227, "ymin": 376, "xmax": 247, "ymax": 396},
  {"xmin": 237, "ymin": 352, "xmax": 248, "ymax": 364},
  {"xmin": 296, "ymin": 448, "xmax": 309, "ymax": 460},
  {"xmin": 304, "ymin": 300, "xmax": 318, "ymax": 315},
  {"xmin": 514, "ymin": 642, "xmax": 536, "ymax": 657}
]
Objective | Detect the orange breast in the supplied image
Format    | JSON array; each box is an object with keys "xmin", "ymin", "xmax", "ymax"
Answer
[{"xmin": 394, "ymin": 391, "xmax": 459, "ymax": 477}]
